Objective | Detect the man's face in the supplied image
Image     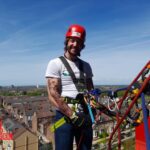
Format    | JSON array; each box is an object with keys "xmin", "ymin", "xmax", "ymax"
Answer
[{"xmin": 67, "ymin": 38, "xmax": 83, "ymax": 56}]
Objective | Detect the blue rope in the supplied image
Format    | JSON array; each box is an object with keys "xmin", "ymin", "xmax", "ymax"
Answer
[
  {"xmin": 87, "ymin": 103, "xmax": 95, "ymax": 124},
  {"xmin": 141, "ymin": 93, "xmax": 150, "ymax": 150}
]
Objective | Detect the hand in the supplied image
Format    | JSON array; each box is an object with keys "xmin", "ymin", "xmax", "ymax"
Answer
[
  {"xmin": 64, "ymin": 113, "xmax": 92, "ymax": 128},
  {"xmin": 70, "ymin": 113, "xmax": 85, "ymax": 128}
]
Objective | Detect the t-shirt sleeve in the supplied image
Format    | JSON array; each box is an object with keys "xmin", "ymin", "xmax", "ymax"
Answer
[
  {"xmin": 45, "ymin": 59, "xmax": 61, "ymax": 78},
  {"xmin": 84, "ymin": 62, "xmax": 93, "ymax": 79}
]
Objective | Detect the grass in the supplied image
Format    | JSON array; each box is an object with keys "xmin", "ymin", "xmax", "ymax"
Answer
[
  {"xmin": 92, "ymin": 136, "xmax": 135, "ymax": 150},
  {"xmin": 112, "ymin": 138, "xmax": 135, "ymax": 150}
]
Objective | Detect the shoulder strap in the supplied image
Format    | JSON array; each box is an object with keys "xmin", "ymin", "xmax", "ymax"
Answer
[
  {"xmin": 77, "ymin": 58, "xmax": 84, "ymax": 79},
  {"xmin": 59, "ymin": 56, "xmax": 83, "ymax": 92}
]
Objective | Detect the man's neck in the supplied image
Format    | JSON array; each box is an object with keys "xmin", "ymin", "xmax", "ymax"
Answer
[{"xmin": 64, "ymin": 52, "xmax": 78, "ymax": 62}]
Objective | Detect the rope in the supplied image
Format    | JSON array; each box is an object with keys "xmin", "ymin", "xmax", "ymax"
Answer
[{"xmin": 107, "ymin": 97, "xmax": 119, "ymax": 112}]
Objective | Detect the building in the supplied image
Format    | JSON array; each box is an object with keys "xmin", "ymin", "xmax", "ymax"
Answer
[
  {"xmin": 1, "ymin": 116, "xmax": 38, "ymax": 150},
  {"xmin": 1, "ymin": 96, "xmax": 55, "ymax": 148}
]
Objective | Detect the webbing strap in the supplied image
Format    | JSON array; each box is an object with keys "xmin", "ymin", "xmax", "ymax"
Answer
[
  {"xmin": 50, "ymin": 117, "xmax": 66, "ymax": 132},
  {"xmin": 59, "ymin": 56, "xmax": 84, "ymax": 92},
  {"xmin": 63, "ymin": 97, "xmax": 80, "ymax": 104}
]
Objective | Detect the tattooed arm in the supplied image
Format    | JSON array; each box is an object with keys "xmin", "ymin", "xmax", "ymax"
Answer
[{"xmin": 47, "ymin": 77, "xmax": 73, "ymax": 117}]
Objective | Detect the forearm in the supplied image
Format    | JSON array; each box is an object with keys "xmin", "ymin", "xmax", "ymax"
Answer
[
  {"xmin": 49, "ymin": 93, "xmax": 73, "ymax": 117},
  {"xmin": 47, "ymin": 78, "xmax": 73, "ymax": 117}
]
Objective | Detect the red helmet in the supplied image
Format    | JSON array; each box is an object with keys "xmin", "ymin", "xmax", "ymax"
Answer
[{"xmin": 66, "ymin": 24, "xmax": 86, "ymax": 42}]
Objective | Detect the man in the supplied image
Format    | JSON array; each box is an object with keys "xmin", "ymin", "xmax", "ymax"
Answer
[{"xmin": 45, "ymin": 24, "xmax": 94, "ymax": 150}]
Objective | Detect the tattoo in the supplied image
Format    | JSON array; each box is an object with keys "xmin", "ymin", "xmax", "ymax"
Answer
[
  {"xmin": 47, "ymin": 78, "xmax": 72, "ymax": 117},
  {"xmin": 47, "ymin": 78, "xmax": 61, "ymax": 98}
]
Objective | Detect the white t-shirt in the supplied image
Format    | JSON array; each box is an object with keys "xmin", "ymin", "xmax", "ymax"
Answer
[{"xmin": 45, "ymin": 57, "xmax": 93, "ymax": 98}]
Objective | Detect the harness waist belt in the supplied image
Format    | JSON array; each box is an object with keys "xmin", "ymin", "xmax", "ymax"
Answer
[{"xmin": 62, "ymin": 97, "xmax": 80, "ymax": 104}]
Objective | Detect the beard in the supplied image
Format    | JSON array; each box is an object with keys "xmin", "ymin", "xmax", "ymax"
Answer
[{"xmin": 66, "ymin": 45, "xmax": 81, "ymax": 56}]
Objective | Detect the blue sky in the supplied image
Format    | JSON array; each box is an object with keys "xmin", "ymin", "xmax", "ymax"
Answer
[{"xmin": 0, "ymin": 0, "xmax": 150, "ymax": 86}]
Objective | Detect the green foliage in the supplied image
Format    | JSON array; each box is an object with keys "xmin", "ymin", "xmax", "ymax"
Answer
[
  {"xmin": 26, "ymin": 89, "xmax": 42, "ymax": 96},
  {"xmin": 117, "ymin": 90, "xmax": 125, "ymax": 97},
  {"xmin": 98, "ymin": 130, "xmax": 109, "ymax": 139}
]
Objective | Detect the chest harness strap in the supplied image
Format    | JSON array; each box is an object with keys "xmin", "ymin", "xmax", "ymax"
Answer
[{"xmin": 59, "ymin": 56, "xmax": 85, "ymax": 93}]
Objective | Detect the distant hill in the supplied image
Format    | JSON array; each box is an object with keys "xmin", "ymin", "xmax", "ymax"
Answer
[{"xmin": 94, "ymin": 85, "xmax": 128, "ymax": 91}]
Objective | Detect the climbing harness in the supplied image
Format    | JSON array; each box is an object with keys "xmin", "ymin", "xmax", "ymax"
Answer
[{"xmin": 50, "ymin": 56, "xmax": 95, "ymax": 132}]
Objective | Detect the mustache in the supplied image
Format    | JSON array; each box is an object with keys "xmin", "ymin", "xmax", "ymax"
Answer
[
  {"xmin": 67, "ymin": 45, "xmax": 77, "ymax": 50},
  {"xmin": 66, "ymin": 45, "xmax": 81, "ymax": 56}
]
